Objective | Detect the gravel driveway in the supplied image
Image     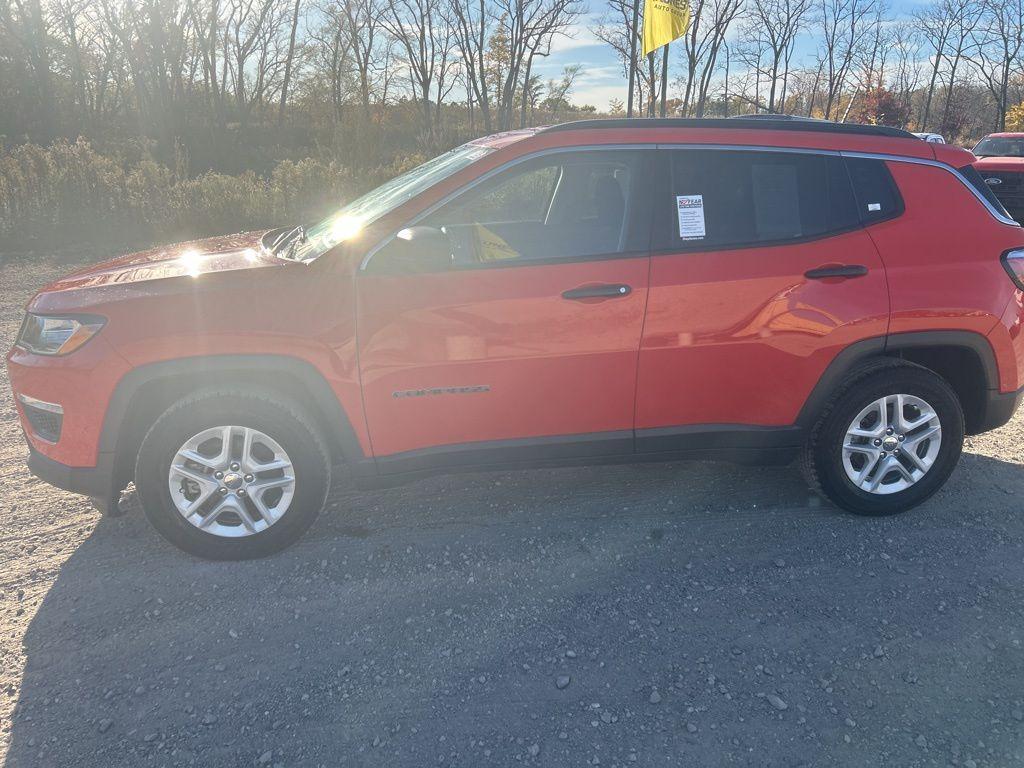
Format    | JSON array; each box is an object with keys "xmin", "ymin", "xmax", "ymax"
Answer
[{"xmin": 2, "ymin": 253, "xmax": 1024, "ymax": 767}]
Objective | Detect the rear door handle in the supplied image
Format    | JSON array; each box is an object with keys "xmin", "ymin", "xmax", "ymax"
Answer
[
  {"xmin": 561, "ymin": 284, "xmax": 632, "ymax": 300},
  {"xmin": 804, "ymin": 264, "xmax": 869, "ymax": 280}
]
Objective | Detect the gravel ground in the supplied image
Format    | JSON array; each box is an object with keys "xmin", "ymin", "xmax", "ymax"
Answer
[{"xmin": 2, "ymin": 253, "xmax": 1024, "ymax": 768}]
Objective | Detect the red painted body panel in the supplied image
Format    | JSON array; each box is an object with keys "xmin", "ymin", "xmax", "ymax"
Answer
[
  {"xmin": 356, "ymin": 258, "xmax": 650, "ymax": 456},
  {"xmin": 637, "ymin": 229, "xmax": 889, "ymax": 428},
  {"xmin": 930, "ymin": 143, "xmax": 977, "ymax": 168},
  {"xmin": 8, "ymin": 231, "xmax": 372, "ymax": 465},
  {"xmin": 8, "ymin": 336, "xmax": 132, "ymax": 466},
  {"xmin": 972, "ymin": 156, "xmax": 1024, "ymax": 174},
  {"xmin": 869, "ymin": 161, "xmax": 1024, "ymax": 390}
]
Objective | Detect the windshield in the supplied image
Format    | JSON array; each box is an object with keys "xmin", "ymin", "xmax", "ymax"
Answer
[
  {"xmin": 282, "ymin": 142, "xmax": 494, "ymax": 262},
  {"xmin": 973, "ymin": 137, "xmax": 1024, "ymax": 158}
]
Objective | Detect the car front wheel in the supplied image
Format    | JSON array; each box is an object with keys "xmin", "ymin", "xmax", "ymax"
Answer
[{"xmin": 135, "ymin": 389, "xmax": 330, "ymax": 559}]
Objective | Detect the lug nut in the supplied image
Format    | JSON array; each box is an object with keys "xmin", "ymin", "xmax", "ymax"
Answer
[
  {"xmin": 214, "ymin": 471, "xmax": 224, "ymax": 480},
  {"xmin": 898, "ymin": 434, "xmax": 906, "ymax": 441},
  {"xmin": 237, "ymin": 488, "xmax": 246, "ymax": 496},
  {"xmin": 244, "ymin": 474, "xmax": 254, "ymax": 483},
  {"xmin": 229, "ymin": 462, "xmax": 240, "ymax": 471},
  {"xmin": 873, "ymin": 438, "xmax": 882, "ymax": 446},
  {"xmin": 886, "ymin": 427, "xmax": 894, "ymax": 435},
  {"xmin": 219, "ymin": 487, "xmax": 229, "ymax": 495},
  {"xmin": 880, "ymin": 451, "xmax": 887, "ymax": 457}
]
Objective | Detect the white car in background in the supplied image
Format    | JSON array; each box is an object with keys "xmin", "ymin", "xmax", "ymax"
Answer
[{"xmin": 913, "ymin": 132, "xmax": 946, "ymax": 143}]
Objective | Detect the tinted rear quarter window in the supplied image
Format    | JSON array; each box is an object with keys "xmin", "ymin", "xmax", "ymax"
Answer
[
  {"xmin": 958, "ymin": 163, "xmax": 1013, "ymax": 218},
  {"xmin": 664, "ymin": 149, "xmax": 860, "ymax": 250},
  {"xmin": 844, "ymin": 157, "xmax": 903, "ymax": 224}
]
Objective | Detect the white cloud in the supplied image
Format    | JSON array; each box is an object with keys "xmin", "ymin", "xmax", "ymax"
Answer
[
  {"xmin": 574, "ymin": 83, "xmax": 629, "ymax": 111},
  {"xmin": 547, "ymin": 15, "xmax": 606, "ymax": 54}
]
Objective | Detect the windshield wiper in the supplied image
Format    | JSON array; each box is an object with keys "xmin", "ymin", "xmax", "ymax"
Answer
[{"xmin": 273, "ymin": 225, "xmax": 307, "ymax": 261}]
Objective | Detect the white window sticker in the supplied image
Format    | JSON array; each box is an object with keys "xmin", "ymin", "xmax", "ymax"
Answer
[
  {"xmin": 677, "ymin": 194, "xmax": 706, "ymax": 240},
  {"xmin": 867, "ymin": 202, "xmax": 882, "ymax": 211}
]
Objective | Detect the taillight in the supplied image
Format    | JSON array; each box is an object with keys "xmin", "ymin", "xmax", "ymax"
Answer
[{"xmin": 1002, "ymin": 249, "xmax": 1024, "ymax": 290}]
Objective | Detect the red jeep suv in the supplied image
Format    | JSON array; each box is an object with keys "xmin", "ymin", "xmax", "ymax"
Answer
[{"xmin": 9, "ymin": 118, "xmax": 1024, "ymax": 559}]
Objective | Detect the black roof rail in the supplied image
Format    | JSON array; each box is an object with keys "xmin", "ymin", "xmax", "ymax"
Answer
[{"xmin": 540, "ymin": 117, "xmax": 917, "ymax": 140}]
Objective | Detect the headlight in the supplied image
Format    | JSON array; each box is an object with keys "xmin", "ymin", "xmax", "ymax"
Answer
[{"xmin": 16, "ymin": 314, "xmax": 105, "ymax": 355}]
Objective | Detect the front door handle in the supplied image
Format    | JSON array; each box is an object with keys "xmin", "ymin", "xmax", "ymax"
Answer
[
  {"xmin": 561, "ymin": 283, "xmax": 632, "ymax": 300},
  {"xmin": 804, "ymin": 264, "xmax": 869, "ymax": 280}
]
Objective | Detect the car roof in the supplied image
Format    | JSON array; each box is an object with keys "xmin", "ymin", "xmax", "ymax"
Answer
[
  {"xmin": 468, "ymin": 128, "xmax": 544, "ymax": 150},
  {"xmin": 981, "ymin": 133, "xmax": 1024, "ymax": 139},
  {"xmin": 543, "ymin": 117, "xmax": 918, "ymax": 140},
  {"xmin": 457, "ymin": 117, "xmax": 961, "ymax": 172}
]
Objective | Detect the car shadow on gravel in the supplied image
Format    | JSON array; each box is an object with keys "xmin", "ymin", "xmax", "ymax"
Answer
[{"xmin": 6, "ymin": 451, "xmax": 1024, "ymax": 767}]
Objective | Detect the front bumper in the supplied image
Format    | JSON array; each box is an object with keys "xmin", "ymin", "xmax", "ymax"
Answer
[
  {"xmin": 7, "ymin": 336, "xmax": 130, "ymax": 467},
  {"xmin": 26, "ymin": 443, "xmax": 116, "ymax": 499}
]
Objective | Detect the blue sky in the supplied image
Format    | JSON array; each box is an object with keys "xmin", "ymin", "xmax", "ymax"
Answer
[
  {"xmin": 535, "ymin": 2, "xmax": 924, "ymax": 111},
  {"xmin": 537, "ymin": 13, "xmax": 627, "ymax": 111}
]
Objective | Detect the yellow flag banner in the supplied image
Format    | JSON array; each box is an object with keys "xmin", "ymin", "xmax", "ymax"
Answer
[{"xmin": 641, "ymin": 0, "xmax": 690, "ymax": 58}]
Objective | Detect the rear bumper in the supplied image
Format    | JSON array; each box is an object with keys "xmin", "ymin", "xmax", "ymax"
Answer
[
  {"xmin": 26, "ymin": 443, "xmax": 116, "ymax": 499},
  {"xmin": 976, "ymin": 386, "xmax": 1024, "ymax": 434}
]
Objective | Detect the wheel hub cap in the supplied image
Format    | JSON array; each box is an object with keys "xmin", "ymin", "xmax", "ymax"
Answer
[
  {"xmin": 167, "ymin": 425, "xmax": 296, "ymax": 538},
  {"xmin": 842, "ymin": 393, "xmax": 942, "ymax": 495}
]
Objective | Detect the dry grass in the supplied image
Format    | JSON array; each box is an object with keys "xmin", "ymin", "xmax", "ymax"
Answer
[{"xmin": 0, "ymin": 139, "xmax": 420, "ymax": 252}]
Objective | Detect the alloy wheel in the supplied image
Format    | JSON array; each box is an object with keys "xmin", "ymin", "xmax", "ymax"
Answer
[
  {"xmin": 167, "ymin": 425, "xmax": 296, "ymax": 537},
  {"xmin": 841, "ymin": 393, "xmax": 942, "ymax": 495}
]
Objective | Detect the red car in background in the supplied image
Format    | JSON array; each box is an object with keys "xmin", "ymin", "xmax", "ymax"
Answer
[
  {"xmin": 974, "ymin": 133, "xmax": 1024, "ymax": 224},
  {"xmin": 8, "ymin": 117, "xmax": 1024, "ymax": 559}
]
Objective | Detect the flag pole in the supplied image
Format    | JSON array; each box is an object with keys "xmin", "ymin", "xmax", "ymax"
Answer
[
  {"xmin": 660, "ymin": 43, "xmax": 669, "ymax": 117},
  {"xmin": 627, "ymin": 0, "xmax": 640, "ymax": 117}
]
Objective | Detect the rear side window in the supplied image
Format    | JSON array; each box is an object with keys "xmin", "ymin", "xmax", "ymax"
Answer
[
  {"xmin": 958, "ymin": 163, "xmax": 1012, "ymax": 218},
  {"xmin": 664, "ymin": 149, "xmax": 859, "ymax": 250},
  {"xmin": 844, "ymin": 157, "xmax": 903, "ymax": 224}
]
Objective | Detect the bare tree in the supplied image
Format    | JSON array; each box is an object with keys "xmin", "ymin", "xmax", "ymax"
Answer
[
  {"xmin": 915, "ymin": 0, "xmax": 979, "ymax": 131},
  {"xmin": 445, "ymin": 0, "xmax": 495, "ymax": 131},
  {"xmin": 491, "ymin": 0, "xmax": 581, "ymax": 130},
  {"xmin": 814, "ymin": 0, "xmax": 874, "ymax": 119},
  {"xmin": 3, "ymin": 0, "xmax": 57, "ymax": 135},
  {"xmin": 541, "ymin": 62, "xmax": 580, "ymax": 120},
  {"xmin": 308, "ymin": 0, "xmax": 354, "ymax": 122},
  {"xmin": 382, "ymin": 0, "xmax": 456, "ymax": 140},
  {"xmin": 340, "ymin": 0, "xmax": 387, "ymax": 122},
  {"xmin": 677, "ymin": 0, "xmax": 742, "ymax": 116},
  {"xmin": 277, "ymin": 0, "xmax": 302, "ymax": 124},
  {"xmin": 594, "ymin": 0, "xmax": 665, "ymax": 114},
  {"xmin": 966, "ymin": 0, "xmax": 1024, "ymax": 130},
  {"xmin": 739, "ymin": 0, "xmax": 813, "ymax": 112}
]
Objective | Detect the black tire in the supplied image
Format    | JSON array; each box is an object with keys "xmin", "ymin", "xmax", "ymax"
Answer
[
  {"xmin": 135, "ymin": 389, "xmax": 330, "ymax": 559},
  {"xmin": 801, "ymin": 360, "xmax": 964, "ymax": 516}
]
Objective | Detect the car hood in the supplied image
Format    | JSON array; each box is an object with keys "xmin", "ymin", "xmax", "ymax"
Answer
[
  {"xmin": 974, "ymin": 156, "xmax": 1024, "ymax": 173},
  {"xmin": 38, "ymin": 231, "xmax": 283, "ymax": 295}
]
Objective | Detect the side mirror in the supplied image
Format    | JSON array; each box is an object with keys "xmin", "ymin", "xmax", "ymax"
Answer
[{"xmin": 372, "ymin": 226, "xmax": 453, "ymax": 273}]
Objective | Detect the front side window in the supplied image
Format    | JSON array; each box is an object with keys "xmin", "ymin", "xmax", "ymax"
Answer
[
  {"xmin": 664, "ymin": 149, "xmax": 860, "ymax": 251},
  {"xmin": 391, "ymin": 150, "xmax": 647, "ymax": 269}
]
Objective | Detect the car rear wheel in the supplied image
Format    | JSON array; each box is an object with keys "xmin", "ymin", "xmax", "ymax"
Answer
[
  {"xmin": 801, "ymin": 361, "xmax": 964, "ymax": 516},
  {"xmin": 135, "ymin": 390, "xmax": 330, "ymax": 559}
]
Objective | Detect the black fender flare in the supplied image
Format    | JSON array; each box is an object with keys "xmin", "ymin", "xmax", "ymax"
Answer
[
  {"xmin": 101, "ymin": 355, "xmax": 368, "ymax": 483},
  {"xmin": 795, "ymin": 330, "xmax": 999, "ymax": 429}
]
